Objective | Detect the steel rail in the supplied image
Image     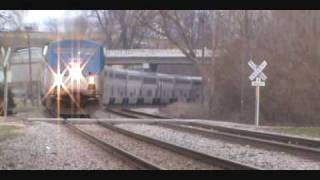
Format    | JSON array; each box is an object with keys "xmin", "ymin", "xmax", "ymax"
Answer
[
  {"xmin": 122, "ymin": 108, "xmax": 169, "ymax": 119},
  {"xmin": 156, "ymin": 122, "xmax": 320, "ymax": 158},
  {"xmin": 97, "ymin": 121, "xmax": 261, "ymax": 170},
  {"xmin": 184, "ymin": 122, "xmax": 320, "ymax": 149},
  {"xmin": 64, "ymin": 122, "xmax": 164, "ymax": 170},
  {"xmin": 120, "ymin": 108, "xmax": 320, "ymax": 149},
  {"xmin": 113, "ymin": 108, "xmax": 320, "ymax": 158},
  {"xmin": 105, "ymin": 108, "xmax": 139, "ymax": 118}
]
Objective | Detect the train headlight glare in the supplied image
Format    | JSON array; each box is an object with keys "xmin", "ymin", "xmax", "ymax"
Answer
[
  {"xmin": 88, "ymin": 74, "xmax": 95, "ymax": 85},
  {"xmin": 69, "ymin": 62, "xmax": 82, "ymax": 80},
  {"xmin": 54, "ymin": 74, "xmax": 64, "ymax": 86},
  {"xmin": 88, "ymin": 73, "xmax": 96, "ymax": 91}
]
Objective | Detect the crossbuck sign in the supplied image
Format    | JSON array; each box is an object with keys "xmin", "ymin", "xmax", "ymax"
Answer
[
  {"xmin": 248, "ymin": 60, "xmax": 267, "ymax": 86},
  {"xmin": 248, "ymin": 60, "xmax": 267, "ymax": 127}
]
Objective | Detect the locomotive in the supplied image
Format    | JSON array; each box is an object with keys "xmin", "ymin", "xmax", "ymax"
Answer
[{"xmin": 41, "ymin": 39, "xmax": 104, "ymax": 117}]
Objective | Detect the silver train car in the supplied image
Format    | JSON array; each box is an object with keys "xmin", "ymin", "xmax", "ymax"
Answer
[{"xmin": 102, "ymin": 66, "xmax": 203, "ymax": 106}]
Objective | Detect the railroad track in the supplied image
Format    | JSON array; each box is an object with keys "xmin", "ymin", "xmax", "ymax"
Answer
[
  {"xmin": 96, "ymin": 121, "xmax": 260, "ymax": 170},
  {"xmin": 64, "ymin": 113, "xmax": 257, "ymax": 170},
  {"xmin": 63, "ymin": 121, "xmax": 164, "ymax": 170},
  {"xmin": 107, "ymin": 108, "xmax": 320, "ymax": 159},
  {"xmin": 26, "ymin": 111, "xmax": 164, "ymax": 170},
  {"xmin": 122, "ymin": 108, "xmax": 169, "ymax": 119}
]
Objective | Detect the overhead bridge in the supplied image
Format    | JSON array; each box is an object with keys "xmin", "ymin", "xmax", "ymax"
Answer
[
  {"xmin": 0, "ymin": 31, "xmax": 212, "ymax": 66},
  {"xmin": 0, "ymin": 31, "xmax": 106, "ymax": 49},
  {"xmin": 104, "ymin": 49, "xmax": 212, "ymax": 65}
]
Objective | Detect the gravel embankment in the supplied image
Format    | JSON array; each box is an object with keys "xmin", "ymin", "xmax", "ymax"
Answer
[
  {"xmin": 0, "ymin": 122, "xmax": 133, "ymax": 170},
  {"xmin": 77, "ymin": 124, "xmax": 219, "ymax": 170},
  {"xmin": 116, "ymin": 123, "xmax": 320, "ymax": 170}
]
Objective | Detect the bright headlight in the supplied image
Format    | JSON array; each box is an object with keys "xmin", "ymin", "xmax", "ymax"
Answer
[
  {"xmin": 88, "ymin": 74, "xmax": 95, "ymax": 85},
  {"xmin": 54, "ymin": 73, "xmax": 64, "ymax": 86},
  {"xmin": 87, "ymin": 73, "xmax": 96, "ymax": 91},
  {"xmin": 69, "ymin": 61, "xmax": 82, "ymax": 80}
]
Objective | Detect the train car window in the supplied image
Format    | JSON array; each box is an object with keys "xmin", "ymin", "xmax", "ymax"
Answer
[
  {"xmin": 129, "ymin": 76, "xmax": 140, "ymax": 81},
  {"xmin": 176, "ymin": 79, "xmax": 190, "ymax": 84},
  {"xmin": 109, "ymin": 72, "xmax": 114, "ymax": 78},
  {"xmin": 143, "ymin": 77, "xmax": 156, "ymax": 84},
  {"xmin": 161, "ymin": 78, "xmax": 173, "ymax": 83},
  {"xmin": 115, "ymin": 73, "xmax": 126, "ymax": 80},
  {"xmin": 147, "ymin": 90, "xmax": 152, "ymax": 97},
  {"xmin": 180, "ymin": 90, "xmax": 183, "ymax": 96},
  {"xmin": 111, "ymin": 87, "xmax": 114, "ymax": 96},
  {"xmin": 118, "ymin": 88, "xmax": 122, "ymax": 96},
  {"xmin": 155, "ymin": 88, "xmax": 158, "ymax": 96},
  {"xmin": 193, "ymin": 81, "xmax": 202, "ymax": 85}
]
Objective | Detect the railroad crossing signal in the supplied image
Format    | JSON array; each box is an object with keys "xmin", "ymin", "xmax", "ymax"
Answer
[
  {"xmin": 248, "ymin": 60, "xmax": 267, "ymax": 127},
  {"xmin": 248, "ymin": 60, "xmax": 267, "ymax": 83}
]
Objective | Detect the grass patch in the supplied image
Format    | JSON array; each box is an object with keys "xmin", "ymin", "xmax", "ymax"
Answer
[{"xmin": 270, "ymin": 127, "xmax": 320, "ymax": 138}]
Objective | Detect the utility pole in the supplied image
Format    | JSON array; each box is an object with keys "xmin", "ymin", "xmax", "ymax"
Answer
[
  {"xmin": 240, "ymin": 10, "xmax": 250, "ymax": 122},
  {"xmin": 2, "ymin": 47, "xmax": 11, "ymax": 117},
  {"xmin": 200, "ymin": 13, "xmax": 206, "ymax": 105},
  {"xmin": 25, "ymin": 26, "xmax": 34, "ymax": 105}
]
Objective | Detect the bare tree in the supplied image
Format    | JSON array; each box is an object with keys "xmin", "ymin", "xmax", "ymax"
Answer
[
  {"xmin": 44, "ymin": 18, "xmax": 59, "ymax": 32},
  {"xmin": 138, "ymin": 10, "xmax": 214, "ymax": 107},
  {"xmin": 206, "ymin": 10, "xmax": 320, "ymax": 125},
  {"xmin": 64, "ymin": 13, "xmax": 93, "ymax": 36},
  {"xmin": 94, "ymin": 10, "xmax": 149, "ymax": 49},
  {"xmin": 0, "ymin": 10, "xmax": 25, "ymax": 31}
]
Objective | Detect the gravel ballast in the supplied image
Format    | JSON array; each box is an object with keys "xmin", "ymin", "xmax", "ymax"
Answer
[
  {"xmin": 184, "ymin": 119, "xmax": 320, "ymax": 141},
  {"xmin": 77, "ymin": 124, "xmax": 219, "ymax": 170},
  {"xmin": 0, "ymin": 122, "xmax": 133, "ymax": 170},
  {"xmin": 94, "ymin": 110, "xmax": 126, "ymax": 119},
  {"xmin": 116, "ymin": 123, "xmax": 320, "ymax": 170}
]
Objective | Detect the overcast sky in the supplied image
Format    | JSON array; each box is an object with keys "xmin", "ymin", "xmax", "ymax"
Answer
[{"xmin": 24, "ymin": 10, "xmax": 83, "ymax": 30}]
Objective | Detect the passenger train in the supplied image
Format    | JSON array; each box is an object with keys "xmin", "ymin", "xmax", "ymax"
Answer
[{"xmin": 41, "ymin": 39, "xmax": 203, "ymax": 117}]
